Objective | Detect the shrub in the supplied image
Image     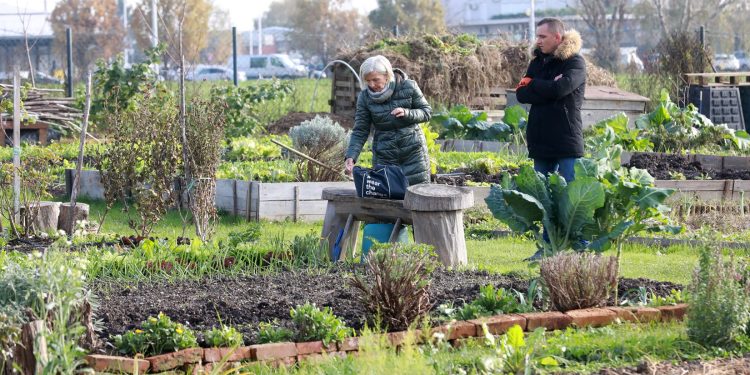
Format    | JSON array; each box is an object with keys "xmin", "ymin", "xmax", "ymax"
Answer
[
  {"xmin": 349, "ymin": 242, "xmax": 438, "ymax": 331},
  {"xmin": 687, "ymin": 246, "xmax": 750, "ymax": 348},
  {"xmin": 257, "ymin": 321, "xmax": 294, "ymax": 344},
  {"xmin": 212, "ymin": 80, "xmax": 293, "ymax": 138},
  {"xmin": 204, "ymin": 325, "xmax": 244, "ymax": 347},
  {"xmin": 113, "ymin": 312, "xmax": 198, "ymax": 356},
  {"xmin": 540, "ymin": 252, "xmax": 618, "ymax": 311},
  {"xmin": 289, "ymin": 115, "xmax": 347, "ymax": 182},
  {"xmin": 183, "ymin": 98, "xmax": 226, "ymax": 241},
  {"xmin": 290, "ymin": 302, "xmax": 353, "ymax": 345}
]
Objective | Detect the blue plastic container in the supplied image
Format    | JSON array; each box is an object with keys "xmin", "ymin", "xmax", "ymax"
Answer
[{"xmin": 361, "ymin": 223, "xmax": 409, "ymax": 262}]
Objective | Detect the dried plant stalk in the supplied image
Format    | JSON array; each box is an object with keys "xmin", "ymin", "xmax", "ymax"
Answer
[{"xmin": 540, "ymin": 252, "xmax": 618, "ymax": 311}]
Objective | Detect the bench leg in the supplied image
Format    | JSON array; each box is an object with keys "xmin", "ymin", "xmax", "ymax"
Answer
[
  {"xmin": 412, "ymin": 210, "xmax": 467, "ymax": 267},
  {"xmin": 321, "ymin": 204, "xmax": 360, "ymax": 260}
]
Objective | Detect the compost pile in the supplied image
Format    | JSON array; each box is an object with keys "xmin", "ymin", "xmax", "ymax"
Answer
[
  {"xmin": 336, "ymin": 33, "xmax": 617, "ymax": 105},
  {"xmin": 0, "ymin": 84, "xmax": 82, "ymax": 134}
]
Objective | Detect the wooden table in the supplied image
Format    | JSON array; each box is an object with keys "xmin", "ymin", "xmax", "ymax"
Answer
[{"xmin": 321, "ymin": 184, "xmax": 474, "ymax": 266}]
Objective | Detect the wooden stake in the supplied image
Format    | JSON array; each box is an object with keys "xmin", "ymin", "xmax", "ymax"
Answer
[{"xmin": 69, "ymin": 71, "xmax": 92, "ymax": 229}]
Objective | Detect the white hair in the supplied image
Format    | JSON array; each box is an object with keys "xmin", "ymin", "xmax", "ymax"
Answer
[{"xmin": 359, "ymin": 55, "xmax": 394, "ymax": 90}]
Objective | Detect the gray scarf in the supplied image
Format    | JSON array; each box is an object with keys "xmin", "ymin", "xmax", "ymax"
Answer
[{"xmin": 367, "ymin": 80, "xmax": 396, "ymax": 103}]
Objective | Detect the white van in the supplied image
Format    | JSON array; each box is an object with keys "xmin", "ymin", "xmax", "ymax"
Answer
[{"xmin": 231, "ymin": 54, "xmax": 307, "ymax": 79}]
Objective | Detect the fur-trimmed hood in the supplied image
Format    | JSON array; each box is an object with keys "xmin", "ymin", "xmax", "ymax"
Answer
[{"xmin": 531, "ymin": 29, "xmax": 582, "ymax": 60}]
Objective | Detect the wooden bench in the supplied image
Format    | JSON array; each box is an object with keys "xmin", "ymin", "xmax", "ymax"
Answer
[{"xmin": 321, "ymin": 184, "xmax": 474, "ymax": 266}]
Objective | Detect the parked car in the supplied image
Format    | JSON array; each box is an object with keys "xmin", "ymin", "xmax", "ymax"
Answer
[
  {"xmin": 231, "ymin": 54, "xmax": 307, "ymax": 79},
  {"xmin": 713, "ymin": 54, "xmax": 740, "ymax": 71},
  {"xmin": 734, "ymin": 51, "xmax": 750, "ymax": 70},
  {"xmin": 185, "ymin": 65, "xmax": 245, "ymax": 81}
]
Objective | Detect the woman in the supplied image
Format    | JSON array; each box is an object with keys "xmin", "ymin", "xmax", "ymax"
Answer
[{"xmin": 344, "ymin": 55, "xmax": 432, "ymax": 185}]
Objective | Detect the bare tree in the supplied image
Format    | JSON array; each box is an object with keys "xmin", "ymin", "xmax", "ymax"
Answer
[
  {"xmin": 577, "ymin": 0, "xmax": 629, "ymax": 70},
  {"xmin": 646, "ymin": 0, "xmax": 744, "ymax": 39}
]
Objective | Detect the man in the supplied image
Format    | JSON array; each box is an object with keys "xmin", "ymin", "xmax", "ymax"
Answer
[
  {"xmin": 516, "ymin": 17, "xmax": 585, "ymax": 184},
  {"xmin": 515, "ymin": 18, "xmax": 586, "ymax": 260}
]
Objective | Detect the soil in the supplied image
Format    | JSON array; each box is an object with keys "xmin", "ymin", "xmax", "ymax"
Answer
[
  {"xmin": 92, "ymin": 266, "xmax": 681, "ymax": 347},
  {"xmin": 267, "ymin": 112, "xmax": 355, "ymax": 135},
  {"xmin": 432, "ymin": 167, "xmax": 519, "ymax": 185},
  {"xmin": 4, "ymin": 237, "xmax": 55, "ymax": 254},
  {"xmin": 591, "ymin": 354, "xmax": 750, "ymax": 374},
  {"xmin": 625, "ymin": 153, "xmax": 750, "ymax": 180}
]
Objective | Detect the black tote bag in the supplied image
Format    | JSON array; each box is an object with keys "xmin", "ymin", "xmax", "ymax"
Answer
[{"xmin": 352, "ymin": 165, "xmax": 409, "ymax": 200}]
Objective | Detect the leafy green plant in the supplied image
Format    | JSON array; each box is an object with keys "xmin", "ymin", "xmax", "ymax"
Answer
[
  {"xmin": 88, "ymin": 45, "xmax": 165, "ymax": 129},
  {"xmin": 438, "ymin": 284, "xmax": 533, "ymax": 321},
  {"xmin": 290, "ymin": 302, "xmax": 353, "ymax": 345},
  {"xmin": 585, "ymin": 112, "xmax": 652, "ymax": 152},
  {"xmin": 635, "ymin": 89, "xmax": 750, "ymax": 153},
  {"xmin": 487, "ymin": 139, "xmax": 679, "ymax": 258},
  {"xmin": 502, "ymin": 105, "xmax": 528, "ymax": 145},
  {"xmin": 113, "ymin": 312, "xmax": 198, "ymax": 356},
  {"xmin": 224, "ymin": 136, "xmax": 284, "ymax": 162},
  {"xmin": 204, "ymin": 325, "xmax": 244, "ymax": 347},
  {"xmin": 257, "ymin": 321, "xmax": 294, "ymax": 344},
  {"xmin": 650, "ymin": 289, "xmax": 688, "ymax": 307},
  {"xmin": 211, "ymin": 80, "xmax": 293, "ymax": 138},
  {"xmin": 257, "ymin": 303, "xmax": 352, "ymax": 346},
  {"xmin": 687, "ymin": 246, "xmax": 750, "ymax": 348},
  {"xmin": 540, "ymin": 252, "xmax": 618, "ymax": 311},
  {"xmin": 431, "ymin": 105, "xmax": 512, "ymax": 141},
  {"xmin": 482, "ymin": 324, "xmax": 558, "ymax": 374},
  {"xmin": 485, "ymin": 164, "xmax": 606, "ymax": 254},
  {"xmin": 350, "ymin": 242, "xmax": 438, "ymax": 331}
]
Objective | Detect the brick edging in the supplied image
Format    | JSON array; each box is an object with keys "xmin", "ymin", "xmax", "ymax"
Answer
[{"xmin": 85, "ymin": 303, "xmax": 689, "ymax": 373}]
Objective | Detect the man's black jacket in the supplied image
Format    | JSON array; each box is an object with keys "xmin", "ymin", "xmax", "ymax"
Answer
[{"xmin": 516, "ymin": 30, "xmax": 586, "ymax": 159}]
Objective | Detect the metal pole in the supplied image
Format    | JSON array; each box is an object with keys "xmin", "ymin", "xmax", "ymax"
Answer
[
  {"xmin": 700, "ymin": 25, "xmax": 706, "ymax": 72},
  {"xmin": 232, "ymin": 26, "xmax": 238, "ymax": 86},
  {"xmin": 257, "ymin": 17, "xmax": 262, "ymax": 55},
  {"xmin": 151, "ymin": 0, "xmax": 159, "ymax": 76},
  {"xmin": 12, "ymin": 67, "xmax": 20, "ymax": 225},
  {"xmin": 66, "ymin": 27, "xmax": 73, "ymax": 97},
  {"xmin": 123, "ymin": 0, "xmax": 129, "ymax": 66},
  {"xmin": 529, "ymin": 0, "xmax": 536, "ymax": 42}
]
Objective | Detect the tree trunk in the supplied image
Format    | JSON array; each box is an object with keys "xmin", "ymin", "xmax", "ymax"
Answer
[
  {"xmin": 11, "ymin": 320, "xmax": 47, "ymax": 374},
  {"xmin": 58, "ymin": 202, "xmax": 89, "ymax": 234},
  {"xmin": 20, "ymin": 201, "xmax": 61, "ymax": 234}
]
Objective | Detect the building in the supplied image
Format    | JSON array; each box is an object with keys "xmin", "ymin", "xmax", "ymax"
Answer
[{"xmin": 0, "ymin": 8, "xmax": 58, "ymax": 78}]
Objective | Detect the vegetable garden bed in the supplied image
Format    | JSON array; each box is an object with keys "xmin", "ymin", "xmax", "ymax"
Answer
[{"xmin": 93, "ymin": 266, "xmax": 681, "ymax": 348}]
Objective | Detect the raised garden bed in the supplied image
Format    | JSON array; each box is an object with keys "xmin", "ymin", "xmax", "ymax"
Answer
[{"xmin": 93, "ymin": 266, "xmax": 681, "ymax": 347}]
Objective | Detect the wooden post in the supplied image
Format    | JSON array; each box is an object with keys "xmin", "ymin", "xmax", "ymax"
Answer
[
  {"xmin": 250, "ymin": 179, "xmax": 254, "ymax": 221},
  {"xmin": 13, "ymin": 320, "xmax": 47, "ymax": 374},
  {"xmin": 404, "ymin": 184, "xmax": 474, "ymax": 267},
  {"xmin": 69, "ymin": 71, "xmax": 92, "ymax": 230},
  {"xmin": 232, "ymin": 180, "xmax": 238, "ymax": 216},
  {"xmin": 293, "ymin": 185, "xmax": 300, "ymax": 222}
]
